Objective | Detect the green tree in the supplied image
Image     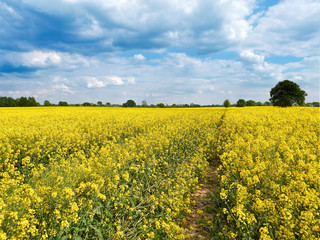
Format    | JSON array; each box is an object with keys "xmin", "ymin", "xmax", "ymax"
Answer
[
  {"xmin": 97, "ymin": 101, "xmax": 103, "ymax": 106},
  {"xmin": 0, "ymin": 97, "xmax": 5, "ymax": 107},
  {"xmin": 1, "ymin": 96, "xmax": 39, "ymax": 107},
  {"xmin": 82, "ymin": 102, "xmax": 92, "ymax": 106},
  {"xmin": 270, "ymin": 80, "xmax": 307, "ymax": 107},
  {"xmin": 311, "ymin": 102, "xmax": 320, "ymax": 107},
  {"xmin": 190, "ymin": 103, "xmax": 200, "ymax": 107},
  {"xmin": 223, "ymin": 99, "xmax": 231, "ymax": 107},
  {"xmin": 44, "ymin": 100, "xmax": 51, "ymax": 106},
  {"xmin": 0, "ymin": 97, "xmax": 17, "ymax": 107},
  {"xmin": 156, "ymin": 103, "xmax": 165, "ymax": 108},
  {"xmin": 17, "ymin": 96, "xmax": 28, "ymax": 106},
  {"xmin": 236, "ymin": 99, "xmax": 246, "ymax": 107},
  {"xmin": 246, "ymin": 100, "xmax": 256, "ymax": 106},
  {"xmin": 123, "ymin": 100, "xmax": 136, "ymax": 107},
  {"xmin": 58, "ymin": 101, "xmax": 68, "ymax": 106},
  {"xmin": 27, "ymin": 97, "xmax": 38, "ymax": 106}
]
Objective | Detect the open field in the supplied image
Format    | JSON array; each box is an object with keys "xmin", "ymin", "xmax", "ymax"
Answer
[{"xmin": 0, "ymin": 107, "xmax": 319, "ymax": 239}]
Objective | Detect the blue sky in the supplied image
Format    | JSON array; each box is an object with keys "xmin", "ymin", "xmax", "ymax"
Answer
[{"xmin": 0, "ymin": 0, "xmax": 319, "ymax": 105}]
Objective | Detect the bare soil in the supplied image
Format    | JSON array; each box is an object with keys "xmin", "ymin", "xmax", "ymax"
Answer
[{"xmin": 184, "ymin": 165, "xmax": 219, "ymax": 239}]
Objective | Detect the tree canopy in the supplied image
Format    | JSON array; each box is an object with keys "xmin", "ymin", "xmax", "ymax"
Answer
[
  {"xmin": 236, "ymin": 99, "xmax": 246, "ymax": 107},
  {"xmin": 0, "ymin": 96, "xmax": 39, "ymax": 107},
  {"xmin": 123, "ymin": 100, "xmax": 136, "ymax": 107},
  {"xmin": 44, "ymin": 100, "xmax": 51, "ymax": 106},
  {"xmin": 58, "ymin": 101, "xmax": 68, "ymax": 106},
  {"xmin": 270, "ymin": 80, "xmax": 307, "ymax": 107},
  {"xmin": 246, "ymin": 100, "xmax": 256, "ymax": 106},
  {"xmin": 223, "ymin": 99, "xmax": 231, "ymax": 107}
]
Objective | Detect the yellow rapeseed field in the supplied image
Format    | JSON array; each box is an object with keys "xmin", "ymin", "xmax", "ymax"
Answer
[
  {"xmin": 0, "ymin": 107, "xmax": 319, "ymax": 239},
  {"xmin": 0, "ymin": 107, "xmax": 224, "ymax": 239},
  {"xmin": 214, "ymin": 107, "xmax": 320, "ymax": 239}
]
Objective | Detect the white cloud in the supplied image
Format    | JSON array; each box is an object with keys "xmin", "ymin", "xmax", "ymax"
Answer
[
  {"xmin": 238, "ymin": 50, "xmax": 284, "ymax": 80},
  {"xmin": 0, "ymin": 50, "xmax": 90, "ymax": 69},
  {"xmin": 240, "ymin": 50, "xmax": 265, "ymax": 63},
  {"xmin": 107, "ymin": 76, "xmax": 124, "ymax": 85},
  {"xmin": 165, "ymin": 53, "xmax": 202, "ymax": 70},
  {"xmin": 246, "ymin": 0, "xmax": 320, "ymax": 57},
  {"xmin": 53, "ymin": 84, "xmax": 75, "ymax": 94},
  {"xmin": 62, "ymin": 53, "xmax": 90, "ymax": 68},
  {"xmin": 21, "ymin": 51, "xmax": 62, "ymax": 67},
  {"xmin": 7, "ymin": 90, "xmax": 32, "ymax": 96},
  {"xmin": 134, "ymin": 54, "xmax": 146, "ymax": 61},
  {"xmin": 53, "ymin": 76, "xmax": 70, "ymax": 83},
  {"xmin": 86, "ymin": 76, "xmax": 135, "ymax": 88},
  {"xmin": 86, "ymin": 77, "xmax": 106, "ymax": 88}
]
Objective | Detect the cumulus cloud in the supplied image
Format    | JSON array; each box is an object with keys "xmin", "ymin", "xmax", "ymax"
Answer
[
  {"xmin": 21, "ymin": 51, "xmax": 62, "ymax": 67},
  {"xmin": 86, "ymin": 78, "xmax": 106, "ymax": 88},
  {"xmin": 0, "ymin": 50, "xmax": 90, "ymax": 70},
  {"xmin": 240, "ymin": 50, "xmax": 265, "ymax": 63},
  {"xmin": 86, "ymin": 76, "xmax": 135, "ymax": 88},
  {"xmin": 246, "ymin": 0, "xmax": 320, "ymax": 57},
  {"xmin": 134, "ymin": 54, "xmax": 146, "ymax": 61},
  {"xmin": 53, "ymin": 84, "xmax": 75, "ymax": 94}
]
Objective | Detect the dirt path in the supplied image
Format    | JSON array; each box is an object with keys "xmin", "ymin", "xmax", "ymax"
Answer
[{"xmin": 185, "ymin": 165, "xmax": 219, "ymax": 239}]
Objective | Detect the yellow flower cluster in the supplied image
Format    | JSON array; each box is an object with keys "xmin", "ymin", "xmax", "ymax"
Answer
[
  {"xmin": 0, "ymin": 107, "xmax": 224, "ymax": 239},
  {"xmin": 216, "ymin": 107, "xmax": 319, "ymax": 239}
]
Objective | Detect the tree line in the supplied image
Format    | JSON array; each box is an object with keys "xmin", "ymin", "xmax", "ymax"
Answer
[
  {"xmin": 1, "ymin": 96, "xmax": 319, "ymax": 108},
  {"xmin": 0, "ymin": 96, "xmax": 39, "ymax": 107},
  {"xmin": 0, "ymin": 81, "xmax": 319, "ymax": 108}
]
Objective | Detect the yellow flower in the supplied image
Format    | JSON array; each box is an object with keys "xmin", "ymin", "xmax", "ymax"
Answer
[
  {"xmin": 0, "ymin": 230, "xmax": 7, "ymax": 240},
  {"xmin": 114, "ymin": 174, "xmax": 120, "ymax": 181},
  {"xmin": 122, "ymin": 171, "xmax": 130, "ymax": 182},
  {"xmin": 220, "ymin": 188, "xmax": 228, "ymax": 200},
  {"xmin": 197, "ymin": 210, "xmax": 203, "ymax": 214},
  {"xmin": 149, "ymin": 195, "xmax": 155, "ymax": 202},
  {"xmin": 60, "ymin": 220, "xmax": 69, "ymax": 229}
]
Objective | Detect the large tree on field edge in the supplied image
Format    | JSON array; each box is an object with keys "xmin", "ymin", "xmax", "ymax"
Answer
[{"xmin": 270, "ymin": 80, "xmax": 307, "ymax": 107}]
